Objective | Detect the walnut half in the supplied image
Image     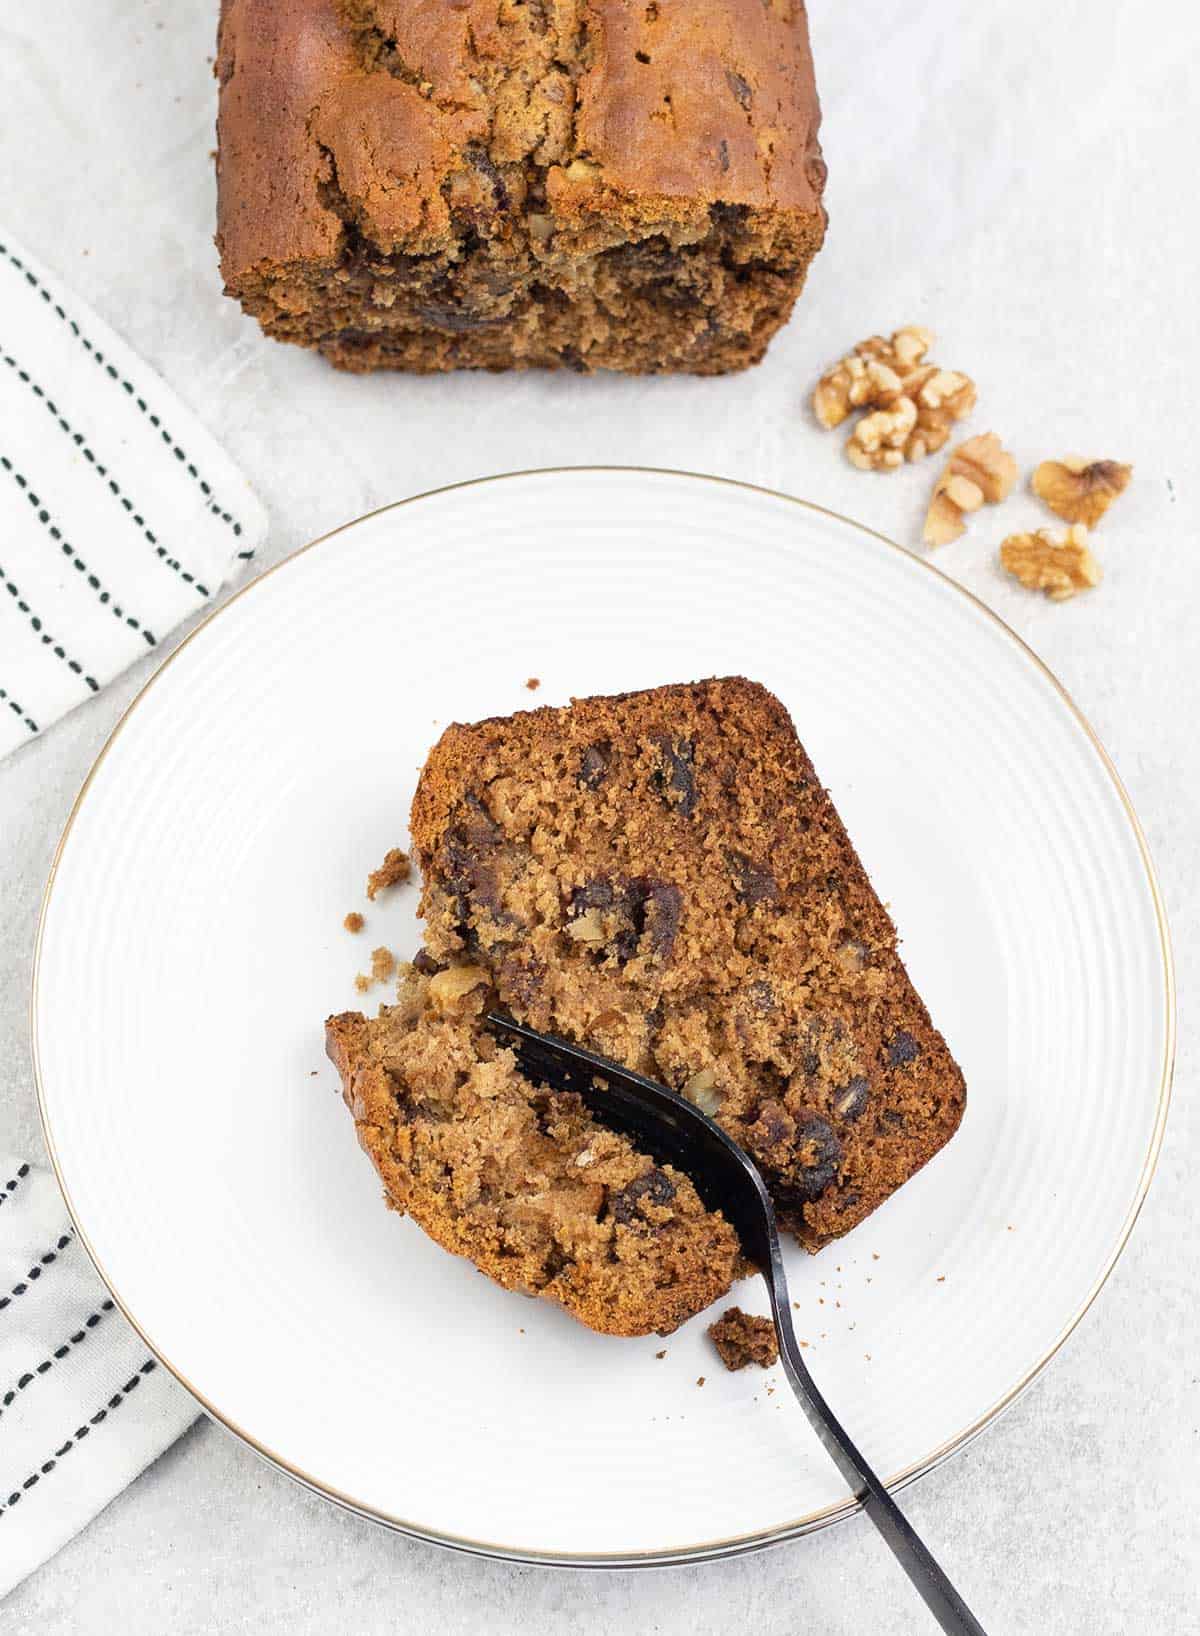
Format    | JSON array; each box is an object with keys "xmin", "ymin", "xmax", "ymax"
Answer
[
  {"xmin": 1031, "ymin": 457, "xmax": 1132, "ymax": 528},
  {"xmin": 923, "ymin": 433, "xmax": 1019, "ymax": 545},
  {"xmin": 1000, "ymin": 524, "xmax": 1102, "ymax": 601}
]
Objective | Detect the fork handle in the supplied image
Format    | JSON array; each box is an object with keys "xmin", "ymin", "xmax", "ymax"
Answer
[{"xmin": 767, "ymin": 1284, "xmax": 987, "ymax": 1635}]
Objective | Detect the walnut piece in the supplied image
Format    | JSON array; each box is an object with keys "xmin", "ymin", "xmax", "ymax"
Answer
[
  {"xmin": 427, "ymin": 963, "xmax": 490, "ymax": 1008},
  {"xmin": 846, "ymin": 394, "xmax": 918, "ymax": 470},
  {"xmin": 923, "ymin": 433, "xmax": 1020, "ymax": 545},
  {"xmin": 905, "ymin": 369, "xmax": 977, "ymax": 462},
  {"xmin": 812, "ymin": 326, "xmax": 933, "ymax": 430},
  {"xmin": 814, "ymin": 327, "xmax": 976, "ymax": 471},
  {"xmin": 1031, "ymin": 457, "xmax": 1132, "ymax": 528},
  {"xmin": 682, "ymin": 1066, "xmax": 723, "ymax": 1117},
  {"xmin": 1000, "ymin": 524, "xmax": 1102, "ymax": 601}
]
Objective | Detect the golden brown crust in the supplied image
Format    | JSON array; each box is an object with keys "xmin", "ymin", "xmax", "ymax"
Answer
[
  {"xmin": 215, "ymin": 0, "xmax": 350, "ymax": 276},
  {"xmin": 410, "ymin": 678, "xmax": 966, "ymax": 1250},
  {"xmin": 573, "ymin": 0, "xmax": 824, "ymax": 210},
  {"xmin": 215, "ymin": 0, "xmax": 825, "ymax": 374}
]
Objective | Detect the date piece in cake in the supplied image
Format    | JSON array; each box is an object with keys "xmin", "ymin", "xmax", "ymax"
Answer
[
  {"xmin": 410, "ymin": 678, "xmax": 966, "ymax": 1251},
  {"xmin": 215, "ymin": 0, "xmax": 826, "ymax": 375},
  {"xmin": 327, "ymin": 964, "xmax": 742, "ymax": 1337}
]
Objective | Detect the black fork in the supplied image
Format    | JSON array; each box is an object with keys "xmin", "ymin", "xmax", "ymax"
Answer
[{"xmin": 487, "ymin": 1013, "xmax": 987, "ymax": 1635}]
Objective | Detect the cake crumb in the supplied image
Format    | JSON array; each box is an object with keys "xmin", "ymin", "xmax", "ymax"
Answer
[
  {"xmin": 371, "ymin": 946, "xmax": 396, "ymax": 984},
  {"xmin": 937, "ymin": 1274, "xmax": 946, "ymax": 1282},
  {"xmin": 696, "ymin": 1376, "xmax": 705, "ymax": 1387},
  {"xmin": 655, "ymin": 1349, "xmax": 667, "ymax": 1360},
  {"xmin": 353, "ymin": 973, "xmax": 371, "ymax": 993},
  {"xmin": 343, "ymin": 911, "xmax": 365, "ymax": 934},
  {"xmin": 708, "ymin": 1307, "xmax": 779, "ymax": 1372},
  {"xmin": 525, "ymin": 677, "xmax": 541, "ymax": 691},
  {"xmin": 366, "ymin": 847, "xmax": 411, "ymax": 900}
]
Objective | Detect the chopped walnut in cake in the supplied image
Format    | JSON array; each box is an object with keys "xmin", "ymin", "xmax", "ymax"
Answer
[
  {"xmin": 1031, "ymin": 457, "xmax": 1132, "ymax": 528},
  {"xmin": 366, "ymin": 847, "xmax": 411, "ymax": 900},
  {"xmin": 426, "ymin": 962, "xmax": 491, "ymax": 1009},
  {"xmin": 923, "ymin": 433, "xmax": 1020, "ymax": 545},
  {"xmin": 814, "ymin": 327, "xmax": 976, "ymax": 471},
  {"xmin": 1000, "ymin": 525, "xmax": 1102, "ymax": 600}
]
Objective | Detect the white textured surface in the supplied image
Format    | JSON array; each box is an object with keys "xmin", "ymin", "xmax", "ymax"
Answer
[{"xmin": 1, "ymin": 0, "xmax": 1197, "ymax": 1628}]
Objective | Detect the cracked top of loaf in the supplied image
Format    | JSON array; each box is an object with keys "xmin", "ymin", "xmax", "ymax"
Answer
[{"xmin": 215, "ymin": 0, "xmax": 825, "ymax": 279}]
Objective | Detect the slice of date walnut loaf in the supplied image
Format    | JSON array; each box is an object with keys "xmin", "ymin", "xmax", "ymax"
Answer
[
  {"xmin": 215, "ymin": 0, "xmax": 826, "ymax": 374},
  {"xmin": 408, "ymin": 678, "xmax": 965, "ymax": 1251}
]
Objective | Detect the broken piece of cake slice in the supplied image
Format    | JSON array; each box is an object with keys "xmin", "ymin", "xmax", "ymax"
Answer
[{"xmin": 327, "ymin": 964, "xmax": 741, "ymax": 1337}]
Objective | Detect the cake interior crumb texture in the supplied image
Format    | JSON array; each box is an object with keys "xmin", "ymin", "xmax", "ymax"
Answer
[
  {"xmin": 215, "ymin": 0, "xmax": 827, "ymax": 375},
  {"xmin": 708, "ymin": 1306, "xmax": 779, "ymax": 1370},
  {"xmin": 326, "ymin": 679, "xmax": 966, "ymax": 1339}
]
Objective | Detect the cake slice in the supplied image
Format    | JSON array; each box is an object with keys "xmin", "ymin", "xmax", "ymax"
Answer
[
  {"xmin": 327, "ymin": 966, "xmax": 741, "ymax": 1337},
  {"xmin": 409, "ymin": 678, "xmax": 966, "ymax": 1250},
  {"xmin": 215, "ymin": 0, "xmax": 826, "ymax": 374}
]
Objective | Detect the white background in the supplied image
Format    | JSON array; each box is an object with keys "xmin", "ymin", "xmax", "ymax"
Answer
[{"xmin": 2, "ymin": 0, "xmax": 1197, "ymax": 1630}]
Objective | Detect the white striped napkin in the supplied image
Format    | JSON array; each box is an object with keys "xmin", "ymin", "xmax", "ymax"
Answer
[
  {"xmin": 0, "ymin": 230, "xmax": 267, "ymax": 759},
  {"xmin": 0, "ymin": 1155, "xmax": 197, "ymax": 1595}
]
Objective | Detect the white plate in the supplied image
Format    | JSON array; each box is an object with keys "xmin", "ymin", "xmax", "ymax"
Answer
[{"xmin": 34, "ymin": 469, "xmax": 1173, "ymax": 1565}]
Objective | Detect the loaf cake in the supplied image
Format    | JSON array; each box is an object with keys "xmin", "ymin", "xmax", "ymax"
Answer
[
  {"xmin": 327, "ymin": 679, "xmax": 965, "ymax": 1338},
  {"xmin": 215, "ymin": 0, "xmax": 827, "ymax": 374}
]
